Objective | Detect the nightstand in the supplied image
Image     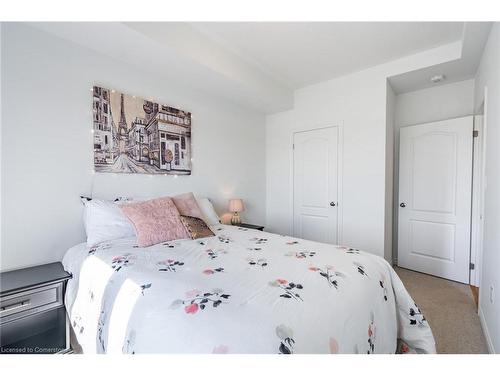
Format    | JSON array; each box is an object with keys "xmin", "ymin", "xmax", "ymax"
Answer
[
  {"xmin": 236, "ymin": 223, "xmax": 265, "ymax": 231},
  {"xmin": 0, "ymin": 262, "xmax": 72, "ymax": 354}
]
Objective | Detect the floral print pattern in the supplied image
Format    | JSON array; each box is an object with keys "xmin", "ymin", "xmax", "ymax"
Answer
[
  {"xmin": 250, "ymin": 237, "xmax": 268, "ymax": 245},
  {"xmin": 309, "ymin": 265, "xmax": 346, "ymax": 289},
  {"xmin": 247, "ymin": 246, "xmax": 263, "ymax": 251},
  {"xmin": 111, "ymin": 253, "xmax": 135, "ymax": 272},
  {"xmin": 247, "ymin": 257, "xmax": 268, "ymax": 267},
  {"xmin": 218, "ymin": 235, "xmax": 232, "ymax": 244},
  {"xmin": 409, "ymin": 303, "xmax": 427, "ymax": 326},
  {"xmin": 354, "ymin": 261, "xmax": 369, "ymax": 277},
  {"xmin": 157, "ymin": 259, "xmax": 184, "ymax": 272},
  {"xmin": 329, "ymin": 337, "xmax": 339, "ymax": 354},
  {"xmin": 170, "ymin": 289, "xmax": 231, "ymax": 314},
  {"xmin": 346, "ymin": 248, "xmax": 360, "ymax": 255},
  {"xmin": 276, "ymin": 324, "xmax": 295, "ymax": 354},
  {"xmin": 63, "ymin": 224, "xmax": 436, "ymax": 354},
  {"xmin": 203, "ymin": 267, "xmax": 224, "ymax": 275},
  {"xmin": 379, "ymin": 274, "xmax": 388, "ymax": 301},
  {"xmin": 212, "ymin": 345, "xmax": 229, "ymax": 354},
  {"xmin": 97, "ymin": 307, "xmax": 107, "ymax": 352},
  {"xmin": 397, "ymin": 340, "xmax": 411, "ymax": 354},
  {"xmin": 206, "ymin": 248, "xmax": 228, "ymax": 259},
  {"xmin": 123, "ymin": 330, "xmax": 136, "ymax": 354},
  {"xmin": 140, "ymin": 283, "xmax": 152, "ymax": 295},
  {"xmin": 269, "ymin": 279, "xmax": 303, "ymax": 301},
  {"xmin": 367, "ymin": 312, "xmax": 376, "ymax": 354},
  {"xmin": 72, "ymin": 315, "xmax": 84, "ymax": 334},
  {"xmin": 88, "ymin": 243, "xmax": 111, "ymax": 255},
  {"xmin": 285, "ymin": 250, "xmax": 316, "ymax": 259}
]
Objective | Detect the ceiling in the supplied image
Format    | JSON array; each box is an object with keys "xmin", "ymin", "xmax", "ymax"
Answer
[
  {"xmin": 388, "ymin": 22, "xmax": 492, "ymax": 93},
  {"xmin": 192, "ymin": 22, "xmax": 465, "ymax": 89},
  {"xmin": 29, "ymin": 22, "xmax": 492, "ymax": 113}
]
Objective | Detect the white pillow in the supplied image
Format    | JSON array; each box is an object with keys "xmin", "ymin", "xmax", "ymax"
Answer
[
  {"xmin": 196, "ymin": 197, "xmax": 220, "ymax": 225},
  {"xmin": 82, "ymin": 198, "xmax": 136, "ymax": 246}
]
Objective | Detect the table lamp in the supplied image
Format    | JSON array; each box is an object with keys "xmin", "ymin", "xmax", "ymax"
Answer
[{"xmin": 228, "ymin": 199, "xmax": 244, "ymax": 225}]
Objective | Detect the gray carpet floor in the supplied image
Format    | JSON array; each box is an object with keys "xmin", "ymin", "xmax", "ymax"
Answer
[{"xmin": 395, "ymin": 266, "xmax": 489, "ymax": 354}]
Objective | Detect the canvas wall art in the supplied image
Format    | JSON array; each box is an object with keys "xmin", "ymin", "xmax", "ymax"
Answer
[{"xmin": 93, "ymin": 86, "xmax": 192, "ymax": 174}]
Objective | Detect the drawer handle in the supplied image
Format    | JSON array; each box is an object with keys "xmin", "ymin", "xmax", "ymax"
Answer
[{"xmin": 1, "ymin": 299, "xmax": 31, "ymax": 313}]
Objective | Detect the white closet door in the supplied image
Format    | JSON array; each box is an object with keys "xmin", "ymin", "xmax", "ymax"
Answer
[
  {"xmin": 398, "ymin": 116, "xmax": 473, "ymax": 283},
  {"xmin": 293, "ymin": 127, "xmax": 338, "ymax": 244}
]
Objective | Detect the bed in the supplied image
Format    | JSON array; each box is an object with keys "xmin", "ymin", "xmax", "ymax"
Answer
[{"xmin": 62, "ymin": 224, "xmax": 436, "ymax": 354}]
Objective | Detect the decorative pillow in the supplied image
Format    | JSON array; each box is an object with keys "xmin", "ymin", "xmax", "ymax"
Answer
[
  {"xmin": 172, "ymin": 192, "xmax": 204, "ymax": 219},
  {"xmin": 81, "ymin": 198, "xmax": 136, "ymax": 246},
  {"xmin": 120, "ymin": 197, "xmax": 189, "ymax": 247},
  {"xmin": 195, "ymin": 197, "xmax": 220, "ymax": 225},
  {"xmin": 180, "ymin": 215, "xmax": 215, "ymax": 239}
]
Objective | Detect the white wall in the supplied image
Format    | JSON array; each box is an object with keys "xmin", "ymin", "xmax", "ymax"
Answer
[
  {"xmin": 266, "ymin": 69, "xmax": 388, "ymax": 257},
  {"xmin": 473, "ymin": 24, "xmax": 500, "ymax": 354},
  {"xmin": 385, "ymin": 82, "xmax": 395, "ymax": 262},
  {"xmin": 0, "ymin": 23, "xmax": 2, "ymax": 261},
  {"xmin": 395, "ymin": 79, "xmax": 475, "ymax": 127},
  {"xmin": 265, "ymin": 39, "xmax": 472, "ymax": 260},
  {"xmin": 0, "ymin": 23, "xmax": 266, "ymax": 271},
  {"xmin": 392, "ymin": 79, "xmax": 475, "ymax": 261}
]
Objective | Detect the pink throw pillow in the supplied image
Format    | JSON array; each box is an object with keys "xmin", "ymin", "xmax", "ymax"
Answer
[
  {"xmin": 121, "ymin": 196, "xmax": 189, "ymax": 247},
  {"xmin": 172, "ymin": 192, "xmax": 204, "ymax": 219}
]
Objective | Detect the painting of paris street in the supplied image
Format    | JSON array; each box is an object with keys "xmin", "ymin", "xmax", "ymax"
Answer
[{"xmin": 93, "ymin": 86, "xmax": 192, "ymax": 174}]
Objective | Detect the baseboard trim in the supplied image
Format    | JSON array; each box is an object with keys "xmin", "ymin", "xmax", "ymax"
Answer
[{"xmin": 478, "ymin": 306, "xmax": 495, "ymax": 354}]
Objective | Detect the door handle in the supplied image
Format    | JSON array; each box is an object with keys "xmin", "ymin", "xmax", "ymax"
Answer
[
  {"xmin": 400, "ymin": 202, "xmax": 406, "ymax": 208},
  {"xmin": 330, "ymin": 202, "xmax": 336, "ymax": 207}
]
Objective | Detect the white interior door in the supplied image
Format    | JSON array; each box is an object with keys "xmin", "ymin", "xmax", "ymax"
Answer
[
  {"xmin": 470, "ymin": 114, "xmax": 485, "ymax": 287},
  {"xmin": 398, "ymin": 116, "xmax": 473, "ymax": 283},
  {"xmin": 293, "ymin": 127, "xmax": 338, "ymax": 244}
]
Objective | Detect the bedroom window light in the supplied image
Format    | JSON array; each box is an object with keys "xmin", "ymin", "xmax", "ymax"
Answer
[
  {"xmin": 106, "ymin": 278, "xmax": 141, "ymax": 353},
  {"xmin": 69, "ymin": 255, "xmax": 114, "ymax": 344}
]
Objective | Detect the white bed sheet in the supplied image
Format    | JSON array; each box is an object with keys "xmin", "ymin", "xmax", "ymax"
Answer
[{"xmin": 62, "ymin": 224, "xmax": 435, "ymax": 354}]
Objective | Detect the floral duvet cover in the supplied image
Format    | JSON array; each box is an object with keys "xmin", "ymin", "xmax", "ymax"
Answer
[{"xmin": 62, "ymin": 224, "xmax": 435, "ymax": 354}]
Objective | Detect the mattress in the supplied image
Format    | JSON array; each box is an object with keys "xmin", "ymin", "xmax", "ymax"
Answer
[{"xmin": 62, "ymin": 224, "xmax": 435, "ymax": 354}]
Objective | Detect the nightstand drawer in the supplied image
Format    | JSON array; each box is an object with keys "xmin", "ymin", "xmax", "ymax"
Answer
[
  {"xmin": 1, "ymin": 262, "xmax": 71, "ymax": 354},
  {"xmin": 0, "ymin": 283, "xmax": 63, "ymax": 322}
]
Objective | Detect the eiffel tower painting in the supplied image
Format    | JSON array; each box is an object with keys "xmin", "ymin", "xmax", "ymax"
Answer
[
  {"xmin": 93, "ymin": 86, "xmax": 192, "ymax": 175},
  {"xmin": 116, "ymin": 93, "xmax": 128, "ymax": 154}
]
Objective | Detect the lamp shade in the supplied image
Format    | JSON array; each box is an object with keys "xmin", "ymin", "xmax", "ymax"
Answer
[{"xmin": 228, "ymin": 199, "xmax": 244, "ymax": 213}]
